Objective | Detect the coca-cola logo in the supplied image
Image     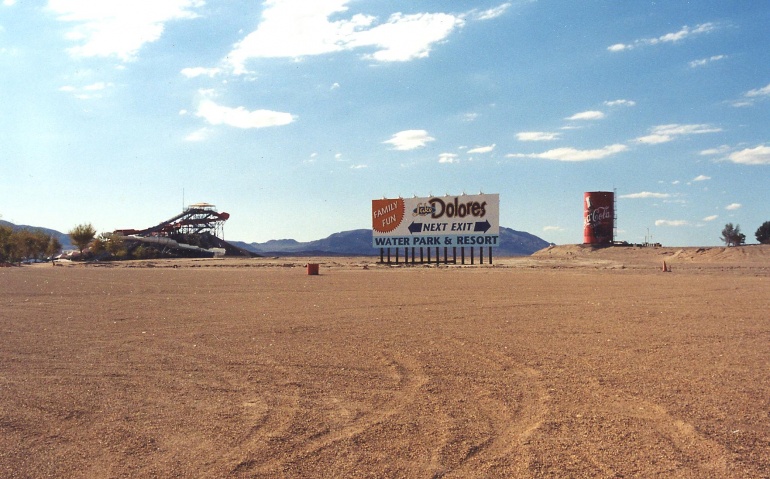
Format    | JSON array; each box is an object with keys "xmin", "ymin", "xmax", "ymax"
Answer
[{"xmin": 585, "ymin": 206, "xmax": 611, "ymax": 226}]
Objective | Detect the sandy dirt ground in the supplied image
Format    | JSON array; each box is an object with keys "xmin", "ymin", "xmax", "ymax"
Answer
[{"xmin": 1, "ymin": 245, "xmax": 769, "ymax": 478}]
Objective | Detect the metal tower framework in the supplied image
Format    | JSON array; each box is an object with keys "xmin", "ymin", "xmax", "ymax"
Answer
[{"xmin": 116, "ymin": 203, "xmax": 230, "ymax": 239}]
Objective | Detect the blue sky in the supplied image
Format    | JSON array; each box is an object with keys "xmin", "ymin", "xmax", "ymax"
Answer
[{"xmin": 1, "ymin": 0, "xmax": 768, "ymax": 246}]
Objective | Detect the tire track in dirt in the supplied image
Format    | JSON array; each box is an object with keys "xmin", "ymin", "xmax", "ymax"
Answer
[
  {"xmin": 577, "ymin": 376, "xmax": 731, "ymax": 476},
  {"xmin": 229, "ymin": 349, "xmax": 429, "ymax": 475},
  {"xmin": 206, "ymin": 351, "xmax": 304, "ymax": 476},
  {"xmin": 434, "ymin": 338, "xmax": 550, "ymax": 477}
]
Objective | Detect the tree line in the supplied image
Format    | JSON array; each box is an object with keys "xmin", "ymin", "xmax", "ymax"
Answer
[
  {"xmin": 1, "ymin": 220, "xmax": 171, "ymax": 264},
  {"xmin": 0, "ymin": 222, "xmax": 126, "ymax": 264},
  {"xmin": 721, "ymin": 221, "xmax": 770, "ymax": 246},
  {"xmin": 0, "ymin": 226, "xmax": 62, "ymax": 264}
]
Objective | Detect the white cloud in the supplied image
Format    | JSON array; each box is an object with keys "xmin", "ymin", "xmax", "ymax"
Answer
[
  {"xmin": 438, "ymin": 153, "xmax": 459, "ymax": 164},
  {"xmin": 731, "ymin": 100, "xmax": 754, "ymax": 108},
  {"xmin": 620, "ymin": 192, "xmax": 671, "ymax": 199},
  {"xmin": 195, "ymin": 99, "xmax": 296, "ymax": 129},
  {"xmin": 543, "ymin": 226, "xmax": 564, "ymax": 232},
  {"xmin": 48, "ymin": 0, "xmax": 204, "ymax": 61},
  {"xmin": 226, "ymin": 1, "xmax": 362, "ymax": 69},
  {"xmin": 58, "ymin": 81, "xmax": 113, "ymax": 99},
  {"xmin": 462, "ymin": 113, "xmax": 479, "ymax": 122},
  {"xmin": 83, "ymin": 81, "xmax": 110, "ymax": 91},
  {"xmin": 656, "ymin": 124, "xmax": 722, "ymax": 135},
  {"xmin": 703, "ymin": 215, "xmax": 718, "ymax": 222},
  {"xmin": 635, "ymin": 134, "xmax": 671, "ymax": 145},
  {"xmin": 185, "ymin": 127, "xmax": 211, "ymax": 142},
  {"xmin": 655, "ymin": 219, "xmax": 690, "ymax": 227},
  {"xmin": 727, "ymin": 145, "xmax": 770, "ymax": 165},
  {"xmin": 3, "ymin": 0, "xmax": 17, "ymax": 6},
  {"xmin": 604, "ymin": 99, "xmax": 636, "ymax": 107},
  {"xmin": 635, "ymin": 123, "xmax": 722, "ymax": 144},
  {"xmin": 734, "ymin": 83, "xmax": 770, "ymax": 108},
  {"xmin": 725, "ymin": 203, "xmax": 742, "ymax": 211},
  {"xmin": 609, "ymin": 22, "xmax": 716, "ymax": 52},
  {"xmin": 565, "ymin": 110, "xmax": 605, "ymax": 121},
  {"xmin": 689, "ymin": 54, "xmax": 726, "ymax": 68},
  {"xmin": 348, "ymin": 12, "xmax": 465, "ymax": 62},
  {"xmin": 692, "ymin": 175, "xmax": 711, "ymax": 181},
  {"xmin": 350, "ymin": 164, "xmax": 367, "ymax": 169},
  {"xmin": 516, "ymin": 131, "xmax": 560, "ymax": 141},
  {"xmin": 700, "ymin": 145, "xmax": 730, "ymax": 156},
  {"xmin": 472, "ymin": 4, "xmax": 511, "ymax": 21},
  {"xmin": 607, "ymin": 43, "xmax": 629, "ymax": 52},
  {"xmin": 745, "ymin": 83, "xmax": 770, "ymax": 98},
  {"xmin": 224, "ymin": 1, "xmax": 488, "ymax": 72},
  {"xmin": 467, "ymin": 144, "xmax": 495, "ymax": 154},
  {"xmin": 384, "ymin": 129, "xmax": 435, "ymax": 150},
  {"xmin": 181, "ymin": 67, "xmax": 222, "ymax": 78},
  {"xmin": 507, "ymin": 144, "xmax": 627, "ymax": 162}
]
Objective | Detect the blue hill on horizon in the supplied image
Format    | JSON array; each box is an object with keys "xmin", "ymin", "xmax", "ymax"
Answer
[{"xmin": 233, "ymin": 227, "xmax": 551, "ymax": 257}]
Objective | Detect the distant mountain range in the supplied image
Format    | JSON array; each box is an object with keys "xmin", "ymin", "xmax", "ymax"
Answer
[
  {"xmin": 231, "ymin": 227, "xmax": 550, "ymax": 257},
  {"xmin": 2, "ymin": 220, "xmax": 550, "ymax": 257}
]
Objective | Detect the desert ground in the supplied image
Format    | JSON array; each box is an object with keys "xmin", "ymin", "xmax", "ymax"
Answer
[{"xmin": 1, "ymin": 245, "xmax": 769, "ymax": 478}]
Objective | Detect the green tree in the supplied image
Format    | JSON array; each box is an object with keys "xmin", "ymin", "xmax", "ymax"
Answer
[
  {"xmin": 105, "ymin": 233, "xmax": 126, "ymax": 258},
  {"xmin": 720, "ymin": 223, "xmax": 745, "ymax": 247},
  {"xmin": 91, "ymin": 232, "xmax": 126, "ymax": 259},
  {"xmin": 132, "ymin": 245, "xmax": 160, "ymax": 260},
  {"xmin": 15, "ymin": 230, "xmax": 37, "ymax": 261},
  {"xmin": 28, "ymin": 231, "xmax": 52, "ymax": 261},
  {"xmin": 756, "ymin": 221, "xmax": 770, "ymax": 245},
  {"xmin": 0, "ymin": 227, "xmax": 57, "ymax": 263},
  {"xmin": 68, "ymin": 223, "xmax": 96, "ymax": 258},
  {"xmin": 46, "ymin": 236, "xmax": 62, "ymax": 263},
  {"xmin": 90, "ymin": 235, "xmax": 107, "ymax": 256},
  {"xmin": 0, "ymin": 225, "xmax": 13, "ymax": 263}
]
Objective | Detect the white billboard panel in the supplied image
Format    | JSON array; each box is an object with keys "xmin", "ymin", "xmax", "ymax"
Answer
[{"xmin": 372, "ymin": 194, "xmax": 499, "ymax": 248}]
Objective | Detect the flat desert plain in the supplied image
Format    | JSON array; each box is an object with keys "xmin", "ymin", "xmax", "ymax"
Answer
[{"xmin": 1, "ymin": 245, "xmax": 769, "ymax": 478}]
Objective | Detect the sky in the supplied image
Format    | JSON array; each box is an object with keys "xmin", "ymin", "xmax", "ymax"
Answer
[{"xmin": 1, "ymin": 0, "xmax": 768, "ymax": 247}]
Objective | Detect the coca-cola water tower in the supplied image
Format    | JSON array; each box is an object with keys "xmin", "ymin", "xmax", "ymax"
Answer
[{"xmin": 583, "ymin": 191, "xmax": 614, "ymax": 245}]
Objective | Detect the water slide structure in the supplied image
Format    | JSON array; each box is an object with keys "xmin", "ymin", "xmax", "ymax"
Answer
[{"xmin": 114, "ymin": 203, "xmax": 254, "ymax": 258}]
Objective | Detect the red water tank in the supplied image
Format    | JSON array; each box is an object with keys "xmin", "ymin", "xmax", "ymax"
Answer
[{"xmin": 583, "ymin": 191, "xmax": 614, "ymax": 245}]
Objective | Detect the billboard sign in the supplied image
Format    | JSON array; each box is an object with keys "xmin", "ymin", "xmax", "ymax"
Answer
[{"xmin": 372, "ymin": 194, "xmax": 499, "ymax": 248}]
